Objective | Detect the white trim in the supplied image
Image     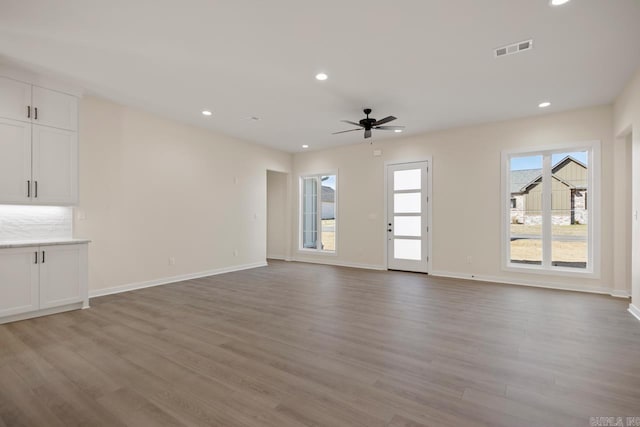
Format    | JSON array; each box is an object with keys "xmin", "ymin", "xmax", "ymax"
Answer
[
  {"xmin": 0, "ymin": 302, "xmax": 83, "ymax": 325},
  {"xmin": 501, "ymin": 141, "xmax": 601, "ymax": 278},
  {"xmin": 610, "ymin": 290, "xmax": 631, "ymax": 298},
  {"xmin": 89, "ymin": 261, "xmax": 267, "ymax": 298},
  {"xmin": 291, "ymin": 257, "xmax": 385, "ymax": 271},
  {"xmin": 384, "ymin": 158, "xmax": 433, "ymax": 274},
  {"xmin": 431, "ymin": 270, "xmax": 614, "ymax": 295},
  {"xmin": 266, "ymin": 254, "xmax": 287, "ymax": 260},
  {"xmin": 628, "ymin": 304, "xmax": 640, "ymax": 322},
  {"xmin": 298, "ymin": 171, "xmax": 338, "ymax": 254}
]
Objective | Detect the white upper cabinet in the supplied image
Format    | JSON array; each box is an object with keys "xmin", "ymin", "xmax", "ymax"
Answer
[
  {"xmin": 32, "ymin": 125, "xmax": 78, "ymax": 205},
  {"xmin": 0, "ymin": 76, "xmax": 31, "ymax": 123},
  {"xmin": 0, "ymin": 72, "xmax": 79, "ymax": 206},
  {"xmin": 32, "ymin": 86, "xmax": 78, "ymax": 131},
  {"xmin": 0, "ymin": 118, "xmax": 32, "ymax": 204}
]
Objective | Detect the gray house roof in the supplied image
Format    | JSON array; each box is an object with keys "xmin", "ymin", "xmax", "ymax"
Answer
[{"xmin": 510, "ymin": 169, "xmax": 541, "ymax": 194}]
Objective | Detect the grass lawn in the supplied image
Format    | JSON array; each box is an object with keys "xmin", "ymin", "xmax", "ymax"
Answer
[
  {"xmin": 321, "ymin": 219, "xmax": 335, "ymax": 251},
  {"xmin": 510, "ymin": 224, "xmax": 587, "ymax": 236},
  {"xmin": 510, "ymin": 224, "xmax": 587, "ymax": 264}
]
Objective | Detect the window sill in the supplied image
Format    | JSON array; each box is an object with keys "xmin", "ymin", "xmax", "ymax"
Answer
[
  {"xmin": 503, "ymin": 263, "xmax": 598, "ymax": 279},
  {"xmin": 297, "ymin": 248, "xmax": 337, "ymax": 256}
]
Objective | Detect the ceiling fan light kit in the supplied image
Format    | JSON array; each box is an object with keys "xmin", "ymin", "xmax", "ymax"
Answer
[{"xmin": 333, "ymin": 108, "xmax": 405, "ymax": 140}]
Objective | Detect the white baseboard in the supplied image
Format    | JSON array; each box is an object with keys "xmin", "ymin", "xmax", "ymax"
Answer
[
  {"xmin": 267, "ymin": 254, "xmax": 286, "ymax": 260},
  {"xmin": 89, "ymin": 261, "xmax": 268, "ymax": 298},
  {"xmin": 611, "ymin": 290, "xmax": 631, "ymax": 298},
  {"xmin": 0, "ymin": 302, "xmax": 84, "ymax": 325},
  {"xmin": 430, "ymin": 270, "xmax": 614, "ymax": 296},
  {"xmin": 291, "ymin": 257, "xmax": 386, "ymax": 271},
  {"xmin": 629, "ymin": 304, "xmax": 640, "ymax": 322}
]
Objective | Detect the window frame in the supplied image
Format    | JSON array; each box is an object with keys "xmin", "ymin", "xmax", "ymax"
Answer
[
  {"xmin": 501, "ymin": 141, "xmax": 600, "ymax": 278},
  {"xmin": 298, "ymin": 171, "xmax": 338, "ymax": 255}
]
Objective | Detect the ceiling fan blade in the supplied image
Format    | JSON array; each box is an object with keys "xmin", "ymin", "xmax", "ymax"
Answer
[
  {"xmin": 332, "ymin": 128, "xmax": 361, "ymax": 135},
  {"xmin": 341, "ymin": 120, "xmax": 363, "ymax": 127},
  {"xmin": 364, "ymin": 129, "xmax": 372, "ymax": 138},
  {"xmin": 374, "ymin": 116, "xmax": 397, "ymax": 126},
  {"xmin": 374, "ymin": 126, "xmax": 405, "ymax": 130}
]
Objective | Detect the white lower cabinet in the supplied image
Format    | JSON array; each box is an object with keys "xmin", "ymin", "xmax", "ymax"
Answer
[
  {"xmin": 0, "ymin": 247, "xmax": 39, "ymax": 317},
  {"xmin": 0, "ymin": 243, "xmax": 88, "ymax": 323}
]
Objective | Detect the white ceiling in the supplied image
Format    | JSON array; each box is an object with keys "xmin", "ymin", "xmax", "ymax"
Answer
[{"xmin": 1, "ymin": 0, "xmax": 639, "ymax": 153}]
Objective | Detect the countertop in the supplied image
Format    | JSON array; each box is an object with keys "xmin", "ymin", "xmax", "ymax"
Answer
[{"xmin": 0, "ymin": 238, "xmax": 91, "ymax": 249}]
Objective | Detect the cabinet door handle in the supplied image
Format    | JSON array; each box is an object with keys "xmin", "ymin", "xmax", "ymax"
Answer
[
  {"xmin": 34, "ymin": 107, "xmax": 38, "ymax": 120},
  {"xmin": 34, "ymin": 251, "xmax": 38, "ymax": 264},
  {"xmin": 27, "ymin": 180, "xmax": 31, "ymax": 198},
  {"xmin": 34, "ymin": 181, "xmax": 38, "ymax": 198},
  {"xmin": 42, "ymin": 251, "xmax": 45, "ymax": 264},
  {"xmin": 27, "ymin": 106, "xmax": 31, "ymax": 119}
]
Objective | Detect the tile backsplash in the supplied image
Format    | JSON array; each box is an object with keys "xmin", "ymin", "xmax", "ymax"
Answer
[{"xmin": 0, "ymin": 205, "xmax": 72, "ymax": 241}]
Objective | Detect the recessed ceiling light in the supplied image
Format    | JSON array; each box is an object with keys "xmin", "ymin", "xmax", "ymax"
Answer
[
  {"xmin": 202, "ymin": 110, "xmax": 212, "ymax": 116},
  {"xmin": 550, "ymin": 0, "xmax": 570, "ymax": 6},
  {"xmin": 538, "ymin": 101, "xmax": 551, "ymax": 108},
  {"xmin": 315, "ymin": 73, "xmax": 328, "ymax": 81},
  {"xmin": 302, "ymin": 144, "xmax": 309, "ymax": 148},
  {"xmin": 394, "ymin": 129, "xmax": 403, "ymax": 133}
]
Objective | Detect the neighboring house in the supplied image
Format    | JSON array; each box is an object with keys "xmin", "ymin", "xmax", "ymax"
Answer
[
  {"xmin": 321, "ymin": 185, "xmax": 335, "ymax": 220},
  {"xmin": 510, "ymin": 156, "xmax": 587, "ymax": 225}
]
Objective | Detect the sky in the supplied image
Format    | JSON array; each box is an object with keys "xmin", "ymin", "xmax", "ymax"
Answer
[
  {"xmin": 510, "ymin": 151, "xmax": 588, "ymax": 171},
  {"xmin": 322, "ymin": 174, "xmax": 336, "ymax": 189}
]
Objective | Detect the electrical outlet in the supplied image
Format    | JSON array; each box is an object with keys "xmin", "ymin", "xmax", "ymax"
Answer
[
  {"xmin": 168, "ymin": 257, "xmax": 176, "ymax": 265},
  {"xmin": 466, "ymin": 256, "xmax": 472, "ymax": 264},
  {"xmin": 233, "ymin": 249, "xmax": 238, "ymax": 257}
]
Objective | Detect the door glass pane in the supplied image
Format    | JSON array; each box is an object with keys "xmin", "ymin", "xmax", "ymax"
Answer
[
  {"xmin": 394, "ymin": 193, "xmax": 421, "ymax": 213},
  {"xmin": 394, "ymin": 216, "xmax": 421, "ymax": 237},
  {"xmin": 320, "ymin": 175, "xmax": 336, "ymax": 251},
  {"xmin": 509, "ymin": 155, "xmax": 542, "ymax": 265},
  {"xmin": 551, "ymin": 151, "xmax": 588, "ymax": 268},
  {"xmin": 302, "ymin": 177, "xmax": 317, "ymax": 249},
  {"xmin": 394, "ymin": 169, "xmax": 421, "ymax": 191},
  {"xmin": 394, "ymin": 239, "xmax": 421, "ymax": 260}
]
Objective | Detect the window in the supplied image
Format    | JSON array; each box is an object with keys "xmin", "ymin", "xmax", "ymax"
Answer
[
  {"xmin": 503, "ymin": 142, "xmax": 599, "ymax": 274},
  {"xmin": 300, "ymin": 173, "xmax": 336, "ymax": 252}
]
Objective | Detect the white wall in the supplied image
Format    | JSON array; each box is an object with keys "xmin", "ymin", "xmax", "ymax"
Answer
[
  {"xmin": 267, "ymin": 170, "xmax": 289, "ymax": 259},
  {"xmin": 614, "ymin": 68, "xmax": 640, "ymax": 311},
  {"xmin": 75, "ymin": 95, "xmax": 291, "ymax": 293},
  {"xmin": 293, "ymin": 105, "xmax": 618, "ymax": 293}
]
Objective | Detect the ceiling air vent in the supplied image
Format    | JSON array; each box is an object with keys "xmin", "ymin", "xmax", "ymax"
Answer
[{"xmin": 495, "ymin": 39, "xmax": 533, "ymax": 58}]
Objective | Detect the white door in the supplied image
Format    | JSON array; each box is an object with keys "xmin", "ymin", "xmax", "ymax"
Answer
[
  {"xmin": 0, "ymin": 247, "xmax": 39, "ymax": 317},
  {"xmin": 32, "ymin": 86, "xmax": 78, "ymax": 131},
  {"xmin": 0, "ymin": 76, "xmax": 31, "ymax": 123},
  {"xmin": 32, "ymin": 124, "xmax": 78, "ymax": 205},
  {"xmin": 39, "ymin": 245, "xmax": 82, "ymax": 309},
  {"xmin": 0, "ymin": 118, "xmax": 32, "ymax": 204},
  {"xmin": 387, "ymin": 161, "xmax": 430, "ymax": 273}
]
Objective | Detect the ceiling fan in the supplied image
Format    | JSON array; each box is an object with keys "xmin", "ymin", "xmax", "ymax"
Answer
[{"xmin": 333, "ymin": 108, "xmax": 404, "ymax": 139}]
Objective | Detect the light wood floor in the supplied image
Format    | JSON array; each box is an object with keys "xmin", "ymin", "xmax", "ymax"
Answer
[{"xmin": 1, "ymin": 260, "xmax": 639, "ymax": 426}]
